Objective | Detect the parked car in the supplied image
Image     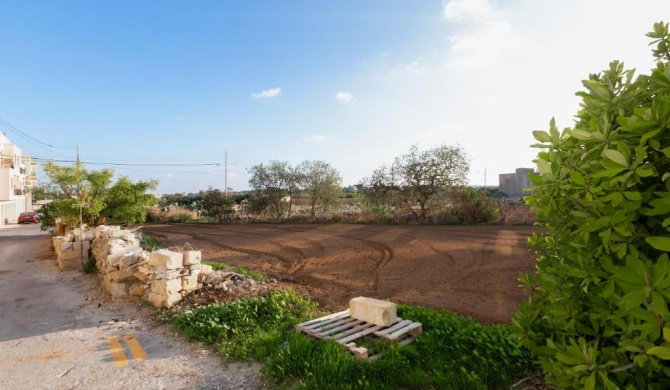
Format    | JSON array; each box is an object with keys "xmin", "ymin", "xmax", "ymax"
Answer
[{"xmin": 18, "ymin": 211, "xmax": 39, "ymax": 224}]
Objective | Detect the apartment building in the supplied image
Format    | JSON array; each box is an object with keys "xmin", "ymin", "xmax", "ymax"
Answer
[{"xmin": 0, "ymin": 132, "xmax": 38, "ymax": 225}]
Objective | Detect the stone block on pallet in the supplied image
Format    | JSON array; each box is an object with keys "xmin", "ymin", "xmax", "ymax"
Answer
[
  {"xmin": 349, "ymin": 297, "xmax": 397, "ymax": 327},
  {"xmin": 148, "ymin": 249, "xmax": 183, "ymax": 270}
]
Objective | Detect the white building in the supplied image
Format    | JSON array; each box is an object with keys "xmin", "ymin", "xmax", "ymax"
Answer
[{"xmin": 0, "ymin": 132, "xmax": 38, "ymax": 225}]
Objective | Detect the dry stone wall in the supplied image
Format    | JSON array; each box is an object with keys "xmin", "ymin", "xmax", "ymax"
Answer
[{"xmin": 55, "ymin": 225, "xmax": 215, "ymax": 308}]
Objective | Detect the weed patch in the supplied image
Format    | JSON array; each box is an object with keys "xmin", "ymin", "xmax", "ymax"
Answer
[
  {"xmin": 202, "ymin": 260, "xmax": 266, "ymax": 282},
  {"xmin": 262, "ymin": 305, "xmax": 536, "ymax": 389},
  {"xmin": 168, "ymin": 290, "xmax": 536, "ymax": 389},
  {"xmin": 141, "ymin": 234, "xmax": 160, "ymax": 250},
  {"xmin": 172, "ymin": 289, "xmax": 316, "ymax": 360}
]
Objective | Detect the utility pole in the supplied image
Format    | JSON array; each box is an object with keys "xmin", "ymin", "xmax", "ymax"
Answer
[
  {"xmin": 77, "ymin": 143, "xmax": 84, "ymax": 269},
  {"xmin": 224, "ymin": 150, "xmax": 228, "ymax": 197}
]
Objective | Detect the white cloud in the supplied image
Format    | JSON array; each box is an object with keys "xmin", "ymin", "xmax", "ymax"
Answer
[
  {"xmin": 304, "ymin": 134, "xmax": 335, "ymax": 143},
  {"xmin": 447, "ymin": 20, "xmax": 525, "ymax": 68},
  {"xmin": 250, "ymin": 87, "xmax": 281, "ymax": 99},
  {"xmin": 335, "ymin": 92, "xmax": 355, "ymax": 103},
  {"xmin": 444, "ymin": 0, "xmax": 524, "ymax": 68},
  {"xmin": 444, "ymin": 0, "xmax": 498, "ymax": 22}
]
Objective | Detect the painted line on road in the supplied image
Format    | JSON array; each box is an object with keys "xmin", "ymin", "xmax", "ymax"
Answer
[
  {"xmin": 107, "ymin": 336, "xmax": 129, "ymax": 368},
  {"xmin": 122, "ymin": 333, "xmax": 147, "ymax": 361}
]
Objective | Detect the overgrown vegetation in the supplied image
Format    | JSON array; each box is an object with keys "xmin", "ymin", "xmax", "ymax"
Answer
[
  {"xmin": 512, "ymin": 22, "xmax": 670, "ymax": 389},
  {"xmin": 202, "ymin": 260, "xmax": 266, "ymax": 282},
  {"xmin": 37, "ymin": 162, "xmax": 157, "ymax": 230},
  {"xmin": 168, "ymin": 291, "xmax": 535, "ymax": 389},
  {"xmin": 172, "ymin": 289, "xmax": 316, "ymax": 360}
]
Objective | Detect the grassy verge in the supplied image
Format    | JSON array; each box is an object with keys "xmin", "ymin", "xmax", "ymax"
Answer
[
  {"xmin": 168, "ymin": 292, "xmax": 536, "ymax": 389},
  {"xmin": 141, "ymin": 234, "xmax": 160, "ymax": 250},
  {"xmin": 202, "ymin": 260, "xmax": 266, "ymax": 282}
]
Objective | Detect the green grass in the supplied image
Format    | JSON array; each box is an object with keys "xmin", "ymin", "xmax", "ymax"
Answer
[
  {"xmin": 169, "ymin": 292, "xmax": 536, "ymax": 389},
  {"xmin": 172, "ymin": 289, "xmax": 317, "ymax": 360},
  {"xmin": 83, "ymin": 256, "xmax": 97, "ymax": 274},
  {"xmin": 141, "ymin": 234, "xmax": 160, "ymax": 249},
  {"xmin": 202, "ymin": 260, "xmax": 266, "ymax": 282}
]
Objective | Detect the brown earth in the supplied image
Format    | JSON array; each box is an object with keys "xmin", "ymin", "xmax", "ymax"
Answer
[{"xmin": 143, "ymin": 223, "xmax": 542, "ymax": 324}]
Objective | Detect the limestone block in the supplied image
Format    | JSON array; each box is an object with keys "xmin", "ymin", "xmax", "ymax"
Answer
[
  {"xmin": 128, "ymin": 283, "xmax": 146, "ymax": 297},
  {"xmin": 152, "ymin": 268, "xmax": 186, "ymax": 281},
  {"xmin": 107, "ymin": 247, "xmax": 141, "ymax": 266},
  {"xmin": 107, "ymin": 269, "xmax": 136, "ymax": 283},
  {"xmin": 200, "ymin": 264, "xmax": 213, "ymax": 275},
  {"xmin": 146, "ymin": 291, "xmax": 182, "ymax": 308},
  {"xmin": 151, "ymin": 278, "xmax": 182, "ymax": 295},
  {"xmin": 149, "ymin": 250, "xmax": 183, "ymax": 270},
  {"xmin": 181, "ymin": 275, "xmax": 198, "ymax": 292},
  {"xmin": 133, "ymin": 271, "xmax": 149, "ymax": 283},
  {"xmin": 106, "ymin": 281, "xmax": 129, "ymax": 297},
  {"xmin": 183, "ymin": 251, "xmax": 202, "ymax": 266},
  {"xmin": 189, "ymin": 263, "xmax": 202, "ymax": 271},
  {"xmin": 349, "ymin": 297, "xmax": 397, "ymax": 326}
]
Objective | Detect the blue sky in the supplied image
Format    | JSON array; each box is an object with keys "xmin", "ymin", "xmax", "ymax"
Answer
[{"xmin": 2, "ymin": 0, "xmax": 670, "ymax": 193}]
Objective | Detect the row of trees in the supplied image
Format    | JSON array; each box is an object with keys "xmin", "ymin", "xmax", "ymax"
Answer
[
  {"xmin": 244, "ymin": 146, "xmax": 495, "ymax": 223},
  {"xmin": 247, "ymin": 160, "xmax": 342, "ymax": 219}
]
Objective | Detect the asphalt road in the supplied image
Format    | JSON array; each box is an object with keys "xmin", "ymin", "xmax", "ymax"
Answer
[{"xmin": 0, "ymin": 224, "xmax": 261, "ymax": 390}]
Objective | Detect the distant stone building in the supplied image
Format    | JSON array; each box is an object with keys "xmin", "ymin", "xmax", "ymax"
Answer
[{"xmin": 498, "ymin": 168, "xmax": 533, "ymax": 198}]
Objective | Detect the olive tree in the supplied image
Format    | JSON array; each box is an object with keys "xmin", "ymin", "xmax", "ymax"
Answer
[
  {"xmin": 299, "ymin": 160, "xmax": 343, "ymax": 217},
  {"xmin": 362, "ymin": 144, "xmax": 469, "ymax": 221},
  {"xmin": 248, "ymin": 161, "xmax": 300, "ymax": 219}
]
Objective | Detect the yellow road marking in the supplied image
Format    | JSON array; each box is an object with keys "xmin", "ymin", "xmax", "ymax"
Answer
[
  {"xmin": 107, "ymin": 336, "xmax": 128, "ymax": 368},
  {"xmin": 122, "ymin": 333, "xmax": 147, "ymax": 361}
]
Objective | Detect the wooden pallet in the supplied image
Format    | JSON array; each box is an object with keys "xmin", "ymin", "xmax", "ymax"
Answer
[{"xmin": 296, "ymin": 309, "xmax": 423, "ymax": 360}]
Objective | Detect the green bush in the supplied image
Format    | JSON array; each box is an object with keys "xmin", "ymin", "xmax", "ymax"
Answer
[
  {"xmin": 512, "ymin": 22, "xmax": 670, "ymax": 389},
  {"xmin": 449, "ymin": 187, "xmax": 500, "ymax": 224}
]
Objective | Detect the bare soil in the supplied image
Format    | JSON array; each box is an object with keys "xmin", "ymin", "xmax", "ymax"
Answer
[{"xmin": 144, "ymin": 223, "xmax": 541, "ymax": 324}]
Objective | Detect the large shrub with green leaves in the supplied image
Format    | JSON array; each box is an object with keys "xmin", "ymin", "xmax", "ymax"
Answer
[{"xmin": 512, "ymin": 23, "xmax": 670, "ymax": 389}]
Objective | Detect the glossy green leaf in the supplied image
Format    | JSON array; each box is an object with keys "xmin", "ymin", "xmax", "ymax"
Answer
[
  {"xmin": 602, "ymin": 149, "xmax": 628, "ymax": 167},
  {"xmin": 533, "ymin": 130, "xmax": 552, "ymax": 143},
  {"xmin": 646, "ymin": 237, "xmax": 670, "ymax": 251},
  {"xmin": 647, "ymin": 346, "xmax": 670, "ymax": 360}
]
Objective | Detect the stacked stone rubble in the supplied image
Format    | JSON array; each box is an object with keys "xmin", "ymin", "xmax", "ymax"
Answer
[
  {"xmin": 52, "ymin": 228, "xmax": 93, "ymax": 271},
  {"xmin": 90, "ymin": 226, "xmax": 146, "ymax": 302},
  {"xmin": 53, "ymin": 224, "xmax": 267, "ymax": 309},
  {"xmin": 88, "ymin": 225, "xmax": 206, "ymax": 307}
]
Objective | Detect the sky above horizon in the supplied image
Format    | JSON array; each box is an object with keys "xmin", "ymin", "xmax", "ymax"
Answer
[{"xmin": 2, "ymin": 0, "xmax": 669, "ymax": 194}]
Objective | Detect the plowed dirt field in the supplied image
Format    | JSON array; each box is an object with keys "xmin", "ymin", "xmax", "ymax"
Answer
[{"xmin": 143, "ymin": 224, "xmax": 541, "ymax": 324}]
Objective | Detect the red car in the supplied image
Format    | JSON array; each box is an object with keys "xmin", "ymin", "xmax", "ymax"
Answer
[{"xmin": 18, "ymin": 211, "xmax": 39, "ymax": 224}]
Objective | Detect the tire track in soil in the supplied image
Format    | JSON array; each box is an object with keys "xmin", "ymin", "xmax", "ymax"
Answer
[
  {"xmin": 144, "ymin": 226, "xmax": 323, "ymax": 277},
  {"xmin": 263, "ymin": 225, "xmax": 394, "ymax": 294},
  {"xmin": 144, "ymin": 227, "xmax": 292, "ymax": 264},
  {"xmin": 189, "ymin": 226, "xmax": 325, "ymax": 277}
]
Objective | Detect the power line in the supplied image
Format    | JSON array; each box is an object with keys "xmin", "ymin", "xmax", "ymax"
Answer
[{"xmin": 0, "ymin": 118, "xmax": 75, "ymax": 150}]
